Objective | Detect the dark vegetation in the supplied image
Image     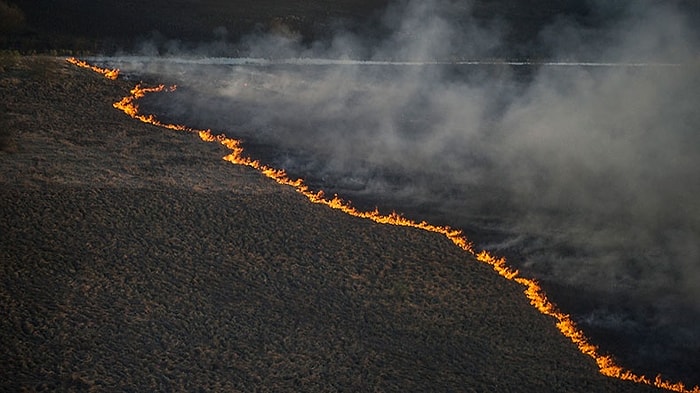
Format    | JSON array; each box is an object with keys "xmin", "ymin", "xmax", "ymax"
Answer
[
  {"xmin": 4, "ymin": 0, "xmax": 698, "ymax": 57},
  {"xmin": 0, "ymin": 54, "xmax": 667, "ymax": 392}
]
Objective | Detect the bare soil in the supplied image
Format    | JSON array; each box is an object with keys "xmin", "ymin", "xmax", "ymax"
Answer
[{"xmin": 0, "ymin": 56, "xmax": 665, "ymax": 391}]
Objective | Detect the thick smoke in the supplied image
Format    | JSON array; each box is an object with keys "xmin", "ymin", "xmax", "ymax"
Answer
[{"xmin": 102, "ymin": 0, "xmax": 700, "ymax": 383}]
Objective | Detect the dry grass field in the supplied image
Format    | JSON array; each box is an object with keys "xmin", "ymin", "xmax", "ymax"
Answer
[{"xmin": 0, "ymin": 55, "xmax": 667, "ymax": 391}]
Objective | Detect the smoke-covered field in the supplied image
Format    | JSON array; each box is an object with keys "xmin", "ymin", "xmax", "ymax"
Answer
[{"xmin": 92, "ymin": 0, "xmax": 699, "ymax": 386}]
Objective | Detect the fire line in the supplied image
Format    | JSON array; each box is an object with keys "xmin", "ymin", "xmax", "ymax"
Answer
[{"xmin": 68, "ymin": 57, "xmax": 699, "ymax": 393}]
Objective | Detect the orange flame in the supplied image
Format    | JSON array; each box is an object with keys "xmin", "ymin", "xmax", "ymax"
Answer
[
  {"xmin": 66, "ymin": 57, "xmax": 119, "ymax": 80},
  {"xmin": 68, "ymin": 58, "xmax": 699, "ymax": 393}
]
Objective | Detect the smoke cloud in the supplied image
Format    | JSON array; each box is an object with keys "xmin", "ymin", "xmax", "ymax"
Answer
[{"xmin": 98, "ymin": 0, "xmax": 700, "ymax": 383}]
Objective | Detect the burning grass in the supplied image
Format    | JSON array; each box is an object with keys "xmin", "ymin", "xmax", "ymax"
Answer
[{"xmin": 0, "ymin": 56, "xmax": 674, "ymax": 392}]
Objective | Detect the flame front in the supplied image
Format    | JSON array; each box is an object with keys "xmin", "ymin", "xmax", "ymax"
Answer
[
  {"xmin": 69, "ymin": 58, "xmax": 699, "ymax": 393},
  {"xmin": 66, "ymin": 57, "xmax": 119, "ymax": 80}
]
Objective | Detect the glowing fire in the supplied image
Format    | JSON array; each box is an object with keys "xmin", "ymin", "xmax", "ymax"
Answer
[
  {"xmin": 69, "ymin": 58, "xmax": 699, "ymax": 393},
  {"xmin": 66, "ymin": 57, "xmax": 119, "ymax": 80}
]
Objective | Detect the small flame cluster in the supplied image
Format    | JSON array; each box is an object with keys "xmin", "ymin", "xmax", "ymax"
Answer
[
  {"xmin": 68, "ymin": 58, "xmax": 699, "ymax": 393},
  {"xmin": 66, "ymin": 57, "xmax": 120, "ymax": 80}
]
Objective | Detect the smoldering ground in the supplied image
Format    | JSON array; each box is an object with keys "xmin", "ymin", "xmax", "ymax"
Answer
[{"xmin": 96, "ymin": 0, "xmax": 700, "ymax": 385}]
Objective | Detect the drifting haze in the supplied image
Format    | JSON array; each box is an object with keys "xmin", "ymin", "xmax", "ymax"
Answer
[{"xmin": 102, "ymin": 0, "xmax": 700, "ymax": 382}]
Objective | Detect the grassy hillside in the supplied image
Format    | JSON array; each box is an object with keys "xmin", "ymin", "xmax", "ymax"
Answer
[{"xmin": 0, "ymin": 55, "xmax": 666, "ymax": 391}]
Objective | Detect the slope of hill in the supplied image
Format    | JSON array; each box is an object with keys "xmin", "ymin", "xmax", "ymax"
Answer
[{"xmin": 0, "ymin": 55, "xmax": 665, "ymax": 391}]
